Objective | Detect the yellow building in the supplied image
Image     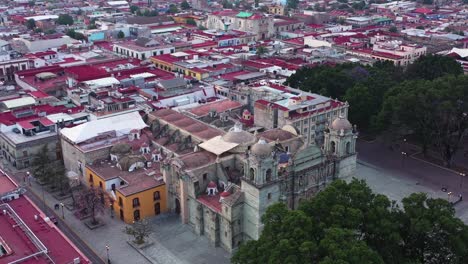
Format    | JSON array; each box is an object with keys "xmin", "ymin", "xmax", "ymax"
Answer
[
  {"xmin": 268, "ymin": 5, "xmax": 285, "ymax": 15},
  {"xmin": 86, "ymin": 156, "xmax": 167, "ymax": 223}
]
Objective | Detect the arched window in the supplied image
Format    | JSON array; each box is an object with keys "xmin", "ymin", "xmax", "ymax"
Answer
[
  {"xmin": 89, "ymin": 174, "xmax": 93, "ymax": 183},
  {"xmin": 153, "ymin": 191, "xmax": 160, "ymax": 201},
  {"xmin": 266, "ymin": 169, "xmax": 272, "ymax": 182},
  {"xmin": 133, "ymin": 210, "xmax": 140, "ymax": 221},
  {"xmin": 249, "ymin": 168, "xmax": 255, "ymax": 181},
  {"xmin": 330, "ymin": 141, "xmax": 336, "ymax": 153},
  {"xmin": 132, "ymin": 198, "xmax": 140, "ymax": 208},
  {"xmin": 346, "ymin": 142, "xmax": 351, "ymax": 154}
]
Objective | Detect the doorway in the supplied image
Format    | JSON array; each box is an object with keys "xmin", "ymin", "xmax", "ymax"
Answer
[{"xmin": 175, "ymin": 198, "xmax": 180, "ymax": 214}]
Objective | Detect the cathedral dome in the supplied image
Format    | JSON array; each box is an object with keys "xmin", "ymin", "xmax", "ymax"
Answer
[
  {"xmin": 251, "ymin": 138, "xmax": 272, "ymax": 158},
  {"xmin": 110, "ymin": 143, "xmax": 132, "ymax": 155},
  {"xmin": 222, "ymin": 122, "xmax": 256, "ymax": 144},
  {"xmin": 330, "ymin": 115, "xmax": 352, "ymax": 131}
]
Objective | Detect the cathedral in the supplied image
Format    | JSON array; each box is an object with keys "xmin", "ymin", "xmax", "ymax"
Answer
[{"xmin": 160, "ymin": 116, "xmax": 357, "ymax": 252}]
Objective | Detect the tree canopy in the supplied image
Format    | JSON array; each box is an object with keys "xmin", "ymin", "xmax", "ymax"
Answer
[
  {"xmin": 167, "ymin": 4, "xmax": 179, "ymax": 14},
  {"xmin": 57, "ymin": 14, "xmax": 74, "ymax": 25},
  {"xmin": 285, "ymin": 55, "xmax": 463, "ymax": 135},
  {"xmin": 376, "ymin": 75, "xmax": 468, "ymax": 167},
  {"xmin": 26, "ymin": 18, "xmax": 36, "ymax": 30},
  {"xmin": 181, "ymin": 0, "xmax": 191, "ymax": 9},
  {"xmin": 405, "ymin": 54, "xmax": 463, "ymax": 80},
  {"xmin": 232, "ymin": 179, "xmax": 468, "ymax": 264},
  {"xmin": 117, "ymin": 30, "xmax": 125, "ymax": 39}
]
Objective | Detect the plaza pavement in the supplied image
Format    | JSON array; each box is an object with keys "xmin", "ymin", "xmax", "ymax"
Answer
[{"xmin": 356, "ymin": 138, "xmax": 468, "ymax": 223}]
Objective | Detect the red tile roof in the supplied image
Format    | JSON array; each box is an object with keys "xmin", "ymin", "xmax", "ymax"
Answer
[
  {"xmin": 188, "ymin": 99, "xmax": 242, "ymax": 117},
  {"xmin": 64, "ymin": 65, "xmax": 110, "ymax": 82}
]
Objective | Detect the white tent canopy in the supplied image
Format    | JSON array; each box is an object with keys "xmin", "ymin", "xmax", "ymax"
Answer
[
  {"xmin": 60, "ymin": 111, "xmax": 147, "ymax": 144},
  {"xmin": 199, "ymin": 136, "xmax": 239, "ymax": 156}
]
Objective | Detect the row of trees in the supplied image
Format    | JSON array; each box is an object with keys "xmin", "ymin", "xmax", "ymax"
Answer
[
  {"xmin": 232, "ymin": 179, "xmax": 468, "ymax": 264},
  {"xmin": 284, "ymin": 55, "xmax": 466, "ymax": 167}
]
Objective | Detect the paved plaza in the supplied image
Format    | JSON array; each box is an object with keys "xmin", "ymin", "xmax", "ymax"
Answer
[{"xmin": 356, "ymin": 138, "xmax": 468, "ymax": 224}]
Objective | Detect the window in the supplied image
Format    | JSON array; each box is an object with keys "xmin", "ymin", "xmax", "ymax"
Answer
[
  {"xmin": 132, "ymin": 198, "xmax": 140, "ymax": 208},
  {"xmin": 89, "ymin": 174, "xmax": 94, "ymax": 183},
  {"xmin": 120, "ymin": 180, "xmax": 125, "ymax": 186},
  {"xmin": 118, "ymin": 197, "xmax": 123, "ymax": 207},
  {"xmin": 203, "ymin": 173, "xmax": 207, "ymax": 181},
  {"xmin": 266, "ymin": 169, "xmax": 272, "ymax": 182},
  {"xmin": 99, "ymin": 181, "xmax": 103, "ymax": 189},
  {"xmin": 249, "ymin": 168, "xmax": 255, "ymax": 181},
  {"xmin": 133, "ymin": 210, "xmax": 140, "ymax": 221},
  {"xmin": 267, "ymin": 193, "xmax": 272, "ymax": 200},
  {"xmin": 111, "ymin": 184, "xmax": 116, "ymax": 191},
  {"xmin": 153, "ymin": 191, "xmax": 160, "ymax": 201},
  {"xmin": 23, "ymin": 150, "xmax": 28, "ymax": 157}
]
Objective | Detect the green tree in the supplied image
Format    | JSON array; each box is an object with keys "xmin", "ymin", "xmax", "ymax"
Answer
[
  {"xmin": 377, "ymin": 75, "xmax": 468, "ymax": 167},
  {"xmin": 66, "ymin": 29, "xmax": 85, "ymax": 40},
  {"xmin": 31, "ymin": 145, "xmax": 51, "ymax": 183},
  {"xmin": 256, "ymin": 46, "xmax": 268, "ymax": 56},
  {"xmin": 401, "ymin": 193, "xmax": 468, "ymax": 263},
  {"xmin": 77, "ymin": 186, "xmax": 108, "ymax": 225},
  {"xmin": 405, "ymin": 54, "xmax": 463, "ymax": 80},
  {"xmin": 124, "ymin": 218, "xmax": 154, "ymax": 244},
  {"xmin": 28, "ymin": 0, "xmax": 35, "ymax": 6},
  {"xmin": 285, "ymin": 63, "xmax": 357, "ymax": 100},
  {"xmin": 167, "ymin": 4, "xmax": 179, "ymax": 13},
  {"xmin": 389, "ymin": 26, "xmax": 398, "ymax": 33},
  {"xmin": 26, "ymin": 18, "xmax": 36, "ymax": 30},
  {"xmin": 130, "ymin": 5, "xmax": 140, "ymax": 14},
  {"xmin": 181, "ymin": 0, "xmax": 191, "ymax": 9},
  {"xmin": 222, "ymin": 0, "xmax": 233, "ymax": 8},
  {"xmin": 233, "ymin": 179, "xmax": 468, "ymax": 264},
  {"xmin": 50, "ymin": 163, "xmax": 69, "ymax": 195},
  {"xmin": 57, "ymin": 14, "xmax": 74, "ymax": 25},
  {"xmin": 287, "ymin": 0, "xmax": 299, "ymax": 9},
  {"xmin": 117, "ymin": 30, "xmax": 125, "ymax": 39},
  {"xmin": 186, "ymin": 18, "xmax": 197, "ymax": 26}
]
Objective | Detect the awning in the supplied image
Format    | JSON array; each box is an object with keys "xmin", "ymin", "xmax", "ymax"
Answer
[{"xmin": 199, "ymin": 136, "xmax": 238, "ymax": 156}]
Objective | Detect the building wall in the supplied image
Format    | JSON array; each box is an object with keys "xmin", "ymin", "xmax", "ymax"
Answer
[
  {"xmin": 114, "ymin": 45, "xmax": 174, "ymax": 60},
  {"xmin": 86, "ymin": 167, "xmax": 168, "ymax": 224},
  {"xmin": 115, "ymin": 184, "xmax": 167, "ymax": 224},
  {"xmin": 0, "ymin": 133, "xmax": 58, "ymax": 169}
]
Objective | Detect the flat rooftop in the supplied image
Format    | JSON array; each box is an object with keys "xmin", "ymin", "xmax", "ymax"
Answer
[
  {"xmin": 0, "ymin": 173, "xmax": 89, "ymax": 264},
  {"xmin": 1, "ymin": 130, "xmax": 57, "ymax": 145}
]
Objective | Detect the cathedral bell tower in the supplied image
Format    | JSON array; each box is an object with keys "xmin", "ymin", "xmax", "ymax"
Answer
[
  {"xmin": 323, "ymin": 115, "xmax": 358, "ymax": 178},
  {"xmin": 241, "ymin": 138, "xmax": 280, "ymax": 240}
]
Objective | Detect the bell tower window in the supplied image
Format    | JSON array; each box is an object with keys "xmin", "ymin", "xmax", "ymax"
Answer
[{"xmin": 249, "ymin": 168, "xmax": 255, "ymax": 181}]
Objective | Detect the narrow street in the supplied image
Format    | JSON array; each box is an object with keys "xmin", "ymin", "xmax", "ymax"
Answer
[{"xmin": 12, "ymin": 171, "xmax": 105, "ymax": 264}]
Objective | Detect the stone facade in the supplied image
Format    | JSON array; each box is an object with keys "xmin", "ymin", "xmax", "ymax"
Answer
[{"xmin": 157, "ymin": 116, "xmax": 357, "ymax": 253}]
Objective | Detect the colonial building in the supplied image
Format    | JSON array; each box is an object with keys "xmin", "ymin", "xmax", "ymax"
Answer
[
  {"xmin": 153, "ymin": 115, "xmax": 357, "ymax": 252},
  {"xmin": 86, "ymin": 140, "xmax": 167, "ymax": 224},
  {"xmin": 205, "ymin": 11, "xmax": 274, "ymax": 40}
]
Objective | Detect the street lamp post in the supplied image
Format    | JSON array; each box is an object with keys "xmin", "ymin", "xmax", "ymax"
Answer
[
  {"xmin": 401, "ymin": 151, "xmax": 407, "ymax": 167},
  {"xmin": 448, "ymin": 191, "xmax": 453, "ymax": 202},
  {"xmin": 106, "ymin": 243, "xmax": 111, "ymax": 264},
  {"xmin": 60, "ymin": 203, "xmax": 65, "ymax": 219},
  {"xmin": 460, "ymin": 173, "xmax": 466, "ymax": 188},
  {"xmin": 109, "ymin": 202, "xmax": 114, "ymax": 218}
]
